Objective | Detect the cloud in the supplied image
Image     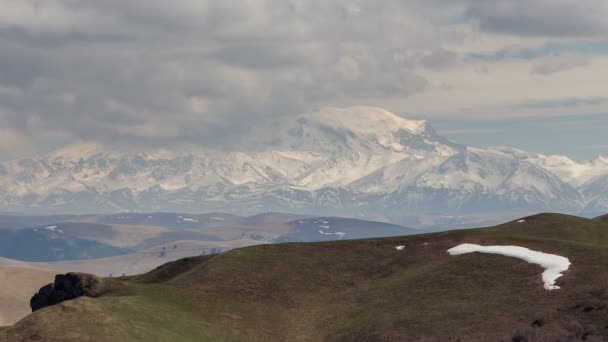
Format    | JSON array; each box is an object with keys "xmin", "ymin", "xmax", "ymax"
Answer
[
  {"xmin": 462, "ymin": 0, "xmax": 608, "ymax": 37},
  {"xmin": 0, "ymin": 0, "xmax": 445, "ymax": 151},
  {"xmin": 0, "ymin": 108, "xmax": 33, "ymax": 155},
  {"xmin": 513, "ymin": 97, "xmax": 608, "ymax": 110},
  {"xmin": 418, "ymin": 48, "xmax": 460, "ymax": 70},
  {"xmin": 0, "ymin": 0, "xmax": 606, "ymax": 158},
  {"xmin": 531, "ymin": 54, "xmax": 589, "ymax": 75},
  {"xmin": 0, "ymin": 128, "xmax": 33, "ymax": 155}
]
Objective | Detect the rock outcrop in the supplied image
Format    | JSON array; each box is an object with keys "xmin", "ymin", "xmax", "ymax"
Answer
[{"xmin": 30, "ymin": 273, "xmax": 101, "ymax": 312}]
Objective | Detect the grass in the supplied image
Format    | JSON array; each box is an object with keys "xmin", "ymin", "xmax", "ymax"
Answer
[
  {"xmin": 96, "ymin": 285, "xmax": 225, "ymax": 342},
  {"xmin": 2, "ymin": 213, "xmax": 608, "ymax": 341}
]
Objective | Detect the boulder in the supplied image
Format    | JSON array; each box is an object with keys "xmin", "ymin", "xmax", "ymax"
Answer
[{"xmin": 30, "ymin": 273, "xmax": 101, "ymax": 312}]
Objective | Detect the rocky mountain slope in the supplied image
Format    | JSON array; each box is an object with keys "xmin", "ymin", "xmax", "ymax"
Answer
[{"xmin": 0, "ymin": 106, "xmax": 605, "ymax": 225}]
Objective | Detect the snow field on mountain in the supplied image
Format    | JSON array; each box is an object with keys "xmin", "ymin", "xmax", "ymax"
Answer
[{"xmin": 0, "ymin": 106, "xmax": 606, "ymax": 215}]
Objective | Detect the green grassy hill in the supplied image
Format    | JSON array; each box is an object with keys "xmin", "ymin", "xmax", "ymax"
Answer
[{"xmin": 2, "ymin": 213, "xmax": 608, "ymax": 341}]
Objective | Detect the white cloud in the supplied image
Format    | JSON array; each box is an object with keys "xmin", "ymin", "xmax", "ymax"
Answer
[{"xmin": 0, "ymin": 0, "xmax": 119, "ymax": 35}]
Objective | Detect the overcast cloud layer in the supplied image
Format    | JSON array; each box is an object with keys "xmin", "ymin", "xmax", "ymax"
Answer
[{"xmin": 0, "ymin": 0, "xmax": 607, "ymax": 158}]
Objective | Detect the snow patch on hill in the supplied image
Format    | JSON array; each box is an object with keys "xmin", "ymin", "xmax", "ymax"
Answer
[{"xmin": 448, "ymin": 243, "xmax": 571, "ymax": 290}]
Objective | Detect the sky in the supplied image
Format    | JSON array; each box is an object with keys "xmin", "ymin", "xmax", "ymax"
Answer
[{"xmin": 0, "ymin": 0, "xmax": 607, "ymax": 160}]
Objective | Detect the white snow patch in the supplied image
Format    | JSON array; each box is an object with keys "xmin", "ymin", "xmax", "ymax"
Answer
[
  {"xmin": 43, "ymin": 225, "xmax": 63, "ymax": 234},
  {"xmin": 319, "ymin": 225, "xmax": 330, "ymax": 229},
  {"xmin": 395, "ymin": 245, "xmax": 405, "ymax": 251},
  {"xmin": 518, "ymin": 220, "xmax": 526, "ymax": 223},
  {"xmin": 182, "ymin": 218, "xmax": 199, "ymax": 223},
  {"xmin": 447, "ymin": 244, "xmax": 571, "ymax": 290},
  {"xmin": 210, "ymin": 217, "xmax": 225, "ymax": 221},
  {"xmin": 318, "ymin": 231, "xmax": 346, "ymax": 238}
]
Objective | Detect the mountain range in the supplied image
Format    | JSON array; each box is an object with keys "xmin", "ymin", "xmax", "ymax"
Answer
[{"xmin": 0, "ymin": 106, "xmax": 606, "ymax": 227}]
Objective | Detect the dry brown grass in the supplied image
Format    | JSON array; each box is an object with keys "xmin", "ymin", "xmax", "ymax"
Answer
[{"xmin": 0, "ymin": 267, "xmax": 57, "ymax": 326}]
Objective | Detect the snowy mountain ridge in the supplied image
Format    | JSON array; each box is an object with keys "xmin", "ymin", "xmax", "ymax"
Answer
[
  {"xmin": 0, "ymin": 106, "xmax": 605, "ymax": 226},
  {"xmin": 489, "ymin": 146, "xmax": 608, "ymax": 187}
]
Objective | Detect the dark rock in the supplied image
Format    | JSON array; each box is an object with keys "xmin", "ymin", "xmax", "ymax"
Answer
[
  {"xmin": 511, "ymin": 335, "xmax": 527, "ymax": 342},
  {"xmin": 531, "ymin": 319, "xmax": 545, "ymax": 328},
  {"xmin": 30, "ymin": 273, "xmax": 101, "ymax": 312}
]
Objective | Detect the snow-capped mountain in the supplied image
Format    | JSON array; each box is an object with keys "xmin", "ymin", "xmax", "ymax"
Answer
[
  {"xmin": 490, "ymin": 147, "xmax": 608, "ymax": 187},
  {"xmin": 0, "ymin": 106, "xmax": 605, "ymax": 226},
  {"xmin": 580, "ymin": 175, "xmax": 608, "ymax": 216},
  {"xmin": 401, "ymin": 148, "xmax": 583, "ymax": 212}
]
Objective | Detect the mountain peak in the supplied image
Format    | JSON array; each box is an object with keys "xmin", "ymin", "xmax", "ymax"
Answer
[{"xmin": 302, "ymin": 106, "xmax": 428, "ymax": 136}]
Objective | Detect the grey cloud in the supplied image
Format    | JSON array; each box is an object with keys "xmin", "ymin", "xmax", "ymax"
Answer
[
  {"xmin": 3, "ymin": 0, "xmax": 603, "ymax": 158},
  {"xmin": 531, "ymin": 54, "xmax": 589, "ymax": 75},
  {"xmin": 0, "ymin": 45, "xmax": 50, "ymax": 87},
  {"xmin": 463, "ymin": 0, "xmax": 608, "ymax": 37},
  {"xmin": 212, "ymin": 42, "xmax": 312, "ymax": 70},
  {"xmin": 512, "ymin": 97, "xmax": 608, "ymax": 110},
  {"xmin": 0, "ymin": 0, "xmax": 441, "ymax": 154},
  {"xmin": 412, "ymin": 0, "xmax": 608, "ymax": 37},
  {"xmin": 418, "ymin": 48, "xmax": 460, "ymax": 70}
]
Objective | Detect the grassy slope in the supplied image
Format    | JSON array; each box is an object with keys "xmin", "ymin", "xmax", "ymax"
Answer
[{"xmin": 2, "ymin": 213, "xmax": 608, "ymax": 341}]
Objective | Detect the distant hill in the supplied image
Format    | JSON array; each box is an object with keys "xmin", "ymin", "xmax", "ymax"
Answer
[
  {"xmin": 0, "ymin": 214, "xmax": 80, "ymax": 230},
  {"xmin": 274, "ymin": 217, "xmax": 418, "ymax": 242},
  {"xmin": 0, "ymin": 212, "xmax": 306, "ymax": 231},
  {"xmin": 0, "ymin": 227, "xmax": 129, "ymax": 262},
  {"xmin": 0, "ymin": 213, "xmax": 416, "ymax": 262},
  {"xmin": 3, "ymin": 213, "xmax": 608, "ymax": 341},
  {"xmin": 27, "ymin": 239, "xmax": 268, "ymax": 277}
]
